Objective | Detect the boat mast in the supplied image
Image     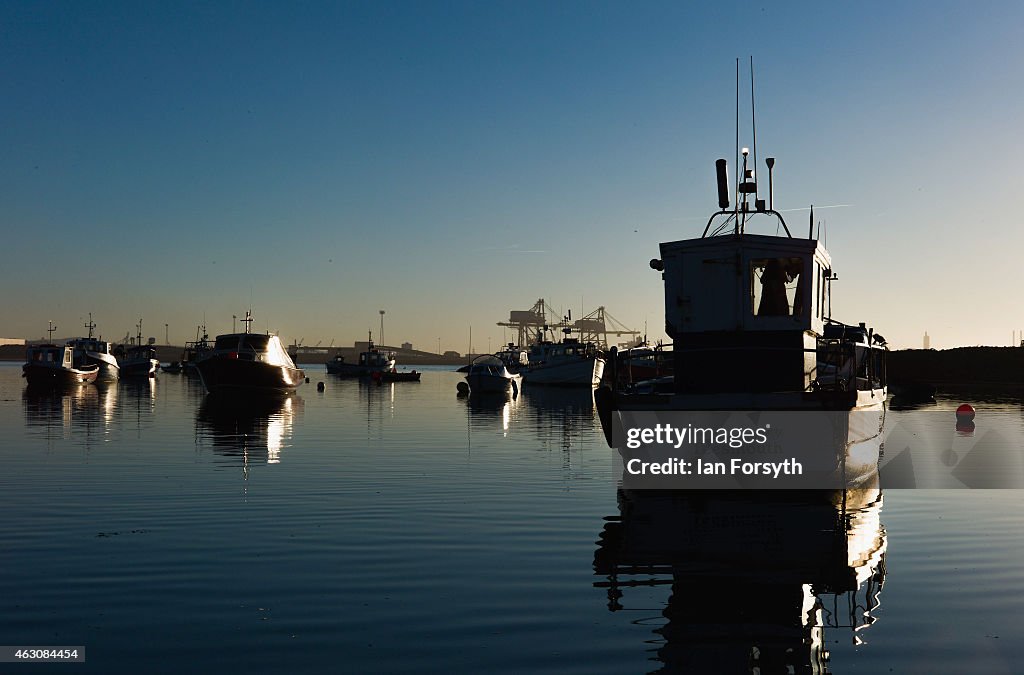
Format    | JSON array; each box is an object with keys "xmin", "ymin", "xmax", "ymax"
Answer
[
  {"xmin": 242, "ymin": 310, "xmax": 253, "ymax": 334},
  {"xmin": 85, "ymin": 313, "xmax": 96, "ymax": 339}
]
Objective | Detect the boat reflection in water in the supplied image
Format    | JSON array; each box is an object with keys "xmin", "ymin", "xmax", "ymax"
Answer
[
  {"xmin": 594, "ymin": 483, "xmax": 886, "ymax": 673},
  {"xmin": 461, "ymin": 388, "xmax": 522, "ymax": 439},
  {"xmin": 521, "ymin": 386, "xmax": 597, "ymax": 452},
  {"xmin": 195, "ymin": 393, "xmax": 303, "ymax": 471},
  {"xmin": 22, "ymin": 382, "xmax": 103, "ymax": 440}
]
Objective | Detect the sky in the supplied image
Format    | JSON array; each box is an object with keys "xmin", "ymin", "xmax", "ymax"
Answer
[{"xmin": 2, "ymin": 1, "xmax": 1022, "ymax": 352}]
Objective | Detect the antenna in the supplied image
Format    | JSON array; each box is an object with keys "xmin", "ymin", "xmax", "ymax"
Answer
[
  {"xmin": 85, "ymin": 313, "xmax": 96, "ymax": 339},
  {"xmin": 734, "ymin": 58, "xmax": 740, "ymax": 232},
  {"xmin": 750, "ymin": 55, "xmax": 758, "ymax": 204}
]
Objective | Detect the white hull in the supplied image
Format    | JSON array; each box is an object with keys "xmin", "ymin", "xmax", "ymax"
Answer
[
  {"xmin": 87, "ymin": 351, "xmax": 120, "ymax": 381},
  {"xmin": 523, "ymin": 357, "xmax": 605, "ymax": 387}
]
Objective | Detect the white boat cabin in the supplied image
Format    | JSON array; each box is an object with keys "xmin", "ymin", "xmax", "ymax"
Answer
[
  {"xmin": 660, "ymin": 232, "xmax": 831, "ymax": 338},
  {"xmin": 27, "ymin": 344, "xmax": 74, "ymax": 368}
]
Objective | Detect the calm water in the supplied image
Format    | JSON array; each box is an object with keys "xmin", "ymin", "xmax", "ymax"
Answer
[{"xmin": 1, "ymin": 361, "xmax": 1022, "ymax": 674}]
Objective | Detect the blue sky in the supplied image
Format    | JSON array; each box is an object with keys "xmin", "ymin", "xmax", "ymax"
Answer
[{"xmin": 2, "ymin": 1, "xmax": 1021, "ymax": 350}]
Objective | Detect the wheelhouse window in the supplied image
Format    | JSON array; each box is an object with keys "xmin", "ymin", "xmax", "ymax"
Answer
[
  {"xmin": 241, "ymin": 335, "xmax": 270, "ymax": 352},
  {"xmin": 215, "ymin": 336, "xmax": 239, "ymax": 350},
  {"xmin": 751, "ymin": 257, "xmax": 804, "ymax": 317}
]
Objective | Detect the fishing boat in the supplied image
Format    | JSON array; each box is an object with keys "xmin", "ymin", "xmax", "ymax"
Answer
[
  {"xmin": 325, "ymin": 333, "xmax": 396, "ymax": 377},
  {"xmin": 118, "ymin": 344, "xmax": 160, "ymax": 378},
  {"xmin": 602, "ymin": 342, "xmax": 672, "ymax": 390},
  {"xmin": 182, "ymin": 324, "xmax": 213, "ymax": 373},
  {"xmin": 465, "ymin": 354, "xmax": 522, "ymax": 395},
  {"xmin": 23, "ymin": 343, "xmax": 99, "ymax": 386},
  {"xmin": 115, "ymin": 319, "xmax": 159, "ymax": 378},
  {"xmin": 161, "ymin": 361, "xmax": 183, "ymax": 374},
  {"xmin": 596, "ymin": 136, "xmax": 887, "ymax": 486},
  {"xmin": 522, "ymin": 324, "xmax": 605, "ymax": 387},
  {"xmin": 66, "ymin": 316, "xmax": 119, "ymax": 382},
  {"xmin": 195, "ymin": 312, "xmax": 305, "ymax": 394},
  {"xmin": 495, "ymin": 343, "xmax": 529, "ymax": 373}
]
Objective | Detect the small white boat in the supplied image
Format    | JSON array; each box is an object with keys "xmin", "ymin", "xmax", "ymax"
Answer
[{"xmin": 465, "ymin": 354, "xmax": 522, "ymax": 395}]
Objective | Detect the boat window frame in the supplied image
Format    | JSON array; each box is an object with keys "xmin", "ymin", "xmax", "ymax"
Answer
[{"xmin": 750, "ymin": 256, "xmax": 804, "ymax": 318}]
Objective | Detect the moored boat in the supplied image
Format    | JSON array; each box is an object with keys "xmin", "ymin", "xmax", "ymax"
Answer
[
  {"xmin": 117, "ymin": 344, "xmax": 160, "ymax": 378},
  {"xmin": 495, "ymin": 343, "xmax": 529, "ymax": 373},
  {"xmin": 182, "ymin": 324, "xmax": 213, "ymax": 374},
  {"xmin": 115, "ymin": 319, "xmax": 159, "ymax": 378},
  {"xmin": 522, "ymin": 330, "xmax": 605, "ymax": 387},
  {"xmin": 596, "ymin": 131, "xmax": 887, "ymax": 487},
  {"xmin": 465, "ymin": 354, "xmax": 522, "ymax": 395},
  {"xmin": 23, "ymin": 343, "xmax": 99, "ymax": 386},
  {"xmin": 325, "ymin": 333, "xmax": 396, "ymax": 377},
  {"xmin": 603, "ymin": 342, "xmax": 672, "ymax": 390},
  {"xmin": 66, "ymin": 315, "xmax": 119, "ymax": 381},
  {"xmin": 195, "ymin": 313, "xmax": 305, "ymax": 394}
]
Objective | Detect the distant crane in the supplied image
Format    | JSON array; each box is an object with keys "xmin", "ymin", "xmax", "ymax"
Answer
[
  {"xmin": 496, "ymin": 298, "xmax": 569, "ymax": 347},
  {"xmin": 572, "ymin": 306, "xmax": 642, "ymax": 350},
  {"xmin": 497, "ymin": 299, "xmax": 640, "ymax": 349}
]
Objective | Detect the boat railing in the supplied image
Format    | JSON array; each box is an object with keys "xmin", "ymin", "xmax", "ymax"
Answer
[{"xmin": 815, "ymin": 337, "xmax": 886, "ymax": 393}]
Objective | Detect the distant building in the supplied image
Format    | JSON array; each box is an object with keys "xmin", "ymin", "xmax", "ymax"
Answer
[
  {"xmin": 401, "ymin": 342, "xmax": 413, "ymax": 351},
  {"xmin": 0, "ymin": 338, "xmax": 25, "ymax": 346},
  {"xmin": 923, "ymin": 331, "xmax": 930, "ymax": 349},
  {"xmin": 443, "ymin": 350, "xmax": 460, "ymax": 358}
]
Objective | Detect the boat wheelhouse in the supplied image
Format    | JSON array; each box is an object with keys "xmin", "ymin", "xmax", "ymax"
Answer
[{"xmin": 23, "ymin": 343, "xmax": 99, "ymax": 386}]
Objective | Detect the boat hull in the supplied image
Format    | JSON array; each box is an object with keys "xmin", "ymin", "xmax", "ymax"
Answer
[
  {"xmin": 196, "ymin": 355, "xmax": 306, "ymax": 394},
  {"xmin": 523, "ymin": 357, "xmax": 604, "ymax": 387},
  {"xmin": 120, "ymin": 359, "xmax": 159, "ymax": 378},
  {"xmin": 596, "ymin": 386, "xmax": 886, "ymax": 489},
  {"xmin": 466, "ymin": 372, "xmax": 521, "ymax": 394},
  {"xmin": 86, "ymin": 352, "xmax": 121, "ymax": 381},
  {"xmin": 325, "ymin": 361, "xmax": 395, "ymax": 377},
  {"xmin": 22, "ymin": 363, "xmax": 99, "ymax": 386}
]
